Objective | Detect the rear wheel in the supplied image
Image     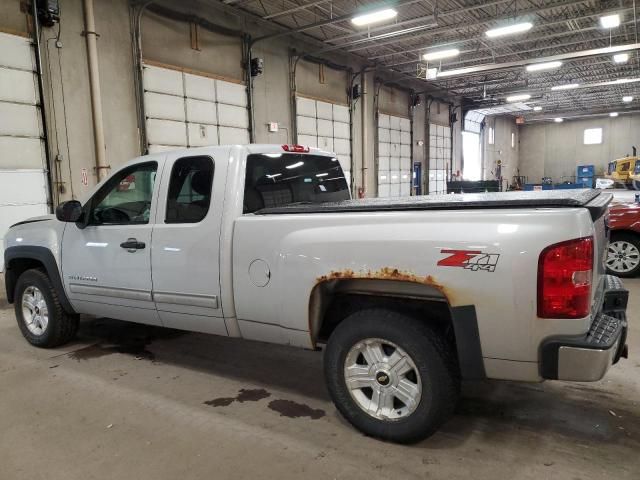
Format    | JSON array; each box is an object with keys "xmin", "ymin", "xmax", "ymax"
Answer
[
  {"xmin": 324, "ymin": 308, "xmax": 459, "ymax": 443},
  {"xmin": 606, "ymin": 233, "xmax": 640, "ymax": 277},
  {"xmin": 14, "ymin": 269, "xmax": 79, "ymax": 348}
]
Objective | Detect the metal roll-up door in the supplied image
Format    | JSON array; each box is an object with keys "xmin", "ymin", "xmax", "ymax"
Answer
[
  {"xmin": 0, "ymin": 32, "xmax": 49, "ymax": 271},
  {"xmin": 377, "ymin": 113, "xmax": 411, "ymax": 198},
  {"xmin": 296, "ymin": 96, "xmax": 352, "ymax": 188},
  {"xmin": 428, "ymin": 123, "xmax": 451, "ymax": 195},
  {"xmin": 143, "ymin": 64, "xmax": 249, "ymax": 153}
]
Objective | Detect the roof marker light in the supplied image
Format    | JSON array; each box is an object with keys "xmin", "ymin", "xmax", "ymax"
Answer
[{"xmin": 282, "ymin": 144, "xmax": 310, "ymax": 153}]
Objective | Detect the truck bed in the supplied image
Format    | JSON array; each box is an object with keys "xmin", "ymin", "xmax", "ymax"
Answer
[{"xmin": 255, "ymin": 189, "xmax": 607, "ymax": 215}]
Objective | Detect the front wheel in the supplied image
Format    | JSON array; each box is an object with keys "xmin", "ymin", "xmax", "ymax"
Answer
[
  {"xmin": 324, "ymin": 308, "xmax": 459, "ymax": 443},
  {"xmin": 606, "ymin": 233, "xmax": 640, "ymax": 277},
  {"xmin": 14, "ymin": 269, "xmax": 79, "ymax": 348}
]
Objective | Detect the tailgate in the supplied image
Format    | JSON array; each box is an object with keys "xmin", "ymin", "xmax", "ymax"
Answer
[{"xmin": 588, "ymin": 192, "xmax": 613, "ymax": 307}]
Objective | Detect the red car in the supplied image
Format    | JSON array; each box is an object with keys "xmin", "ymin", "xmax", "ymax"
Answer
[{"xmin": 607, "ymin": 200, "xmax": 640, "ymax": 277}]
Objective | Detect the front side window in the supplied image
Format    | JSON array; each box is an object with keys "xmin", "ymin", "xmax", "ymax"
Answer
[
  {"xmin": 243, "ymin": 154, "xmax": 349, "ymax": 213},
  {"xmin": 165, "ymin": 156, "xmax": 214, "ymax": 223},
  {"xmin": 88, "ymin": 162, "xmax": 157, "ymax": 225}
]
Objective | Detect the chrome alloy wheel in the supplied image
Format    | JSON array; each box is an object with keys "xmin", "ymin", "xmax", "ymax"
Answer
[
  {"xmin": 344, "ymin": 338, "xmax": 422, "ymax": 421},
  {"xmin": 21, "ymin": 286, "xmax": 49, "ymax": 336},
  {"xmin": 607, "ymin": 240, "xmax": 640, "ymax": 274}
]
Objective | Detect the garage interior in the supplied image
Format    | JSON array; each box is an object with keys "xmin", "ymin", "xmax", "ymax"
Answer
[{"xmin": 0, "ymin": 0, "xmax": 639, "ymax": 478}]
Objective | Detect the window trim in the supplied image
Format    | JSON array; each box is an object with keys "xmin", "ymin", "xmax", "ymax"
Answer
[
  {"xmin": 85, "ymin": 161, "xmax": 158, "ymax": 227},
  {"xmin": 164, "ymin": 155, "xmax": 215, "ymax": 224}
]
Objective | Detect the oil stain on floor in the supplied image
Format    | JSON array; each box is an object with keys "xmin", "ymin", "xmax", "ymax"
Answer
[
  {"xmin": 267, "ymin": 399, "xmax": 325, "ymax": 420},
  {"xmin": 204, "ymin": 388, "xmax": 271, "ymax": 407}
]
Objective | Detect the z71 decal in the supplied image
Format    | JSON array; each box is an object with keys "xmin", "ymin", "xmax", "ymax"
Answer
[{"xmin": 437, "ymin": 249, "xmax": 500, "ymax": 272}]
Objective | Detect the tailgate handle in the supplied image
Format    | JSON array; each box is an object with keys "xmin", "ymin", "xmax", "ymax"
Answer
[{"xmin": 120, "ymin": 238, "xmax": 146, "ymax": 252}]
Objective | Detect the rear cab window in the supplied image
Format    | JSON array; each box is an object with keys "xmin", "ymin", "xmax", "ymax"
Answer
[{"xmin": 243, "ymin": 153, "xmax": 350, "ymax": 213}]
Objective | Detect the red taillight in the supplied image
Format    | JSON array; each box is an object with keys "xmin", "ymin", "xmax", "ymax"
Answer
[
  {"xmin": 537, "ymin": 237, "xmax": 593, "ymax": 319},
  {"xmin": 282, "ymin": 144, "xmax": 310, "ymax": 153}
]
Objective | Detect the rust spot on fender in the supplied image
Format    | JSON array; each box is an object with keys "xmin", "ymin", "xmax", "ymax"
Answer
[{"xmin": 316, "ymin": 267, "xmax": 451, "ymax": 300}]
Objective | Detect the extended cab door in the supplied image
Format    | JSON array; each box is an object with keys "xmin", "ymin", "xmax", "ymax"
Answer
[
  {"xmin": 150, "ymin": 152, "xmax": 227, "ymax": 335},
  {"xmin": 61, "ymin": 160, "xmax": 162, "ymax": 325}
]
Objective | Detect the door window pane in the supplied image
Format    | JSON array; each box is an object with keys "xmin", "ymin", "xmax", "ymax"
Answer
[
  {"xmin": 165, "ymin": 156, "xmax": 214, "ymax": 223},
  {"xmin": 89, "ymin": 162, "xmax": 157, "ymax": 225}
]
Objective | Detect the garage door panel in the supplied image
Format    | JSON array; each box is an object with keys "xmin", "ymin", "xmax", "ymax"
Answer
[
  {"xmin": 148, "ymin": 145, "xmax": 179, "ymax": 153},
  {"xmin": 218, "ymin": 104, "xmax": 249, "ymax": 129},
  {"xmin": 389, "ymin": 157, "xmax": 400, "ymax": 171},
  {"xmin": 316, "ymin": 101, "xmax": 333, "ymax": 120},
  {"xmin": 296, "ymin": 116, "xmax": 317, "ymax": 135},
  {"xmin": 0, "ymin": 33, "xmax": 35, "ymax": 71},
  {"xmin": 0, "ymin": 137, "xmax": 44, "ymax": 169},
  {"xmin": 188, "ymin": 123, "xmax": 219, "ymax": 146},
  {"xmin": 400, "ymin": 144, "xmax": 411, "ymax": 158},
  {"xmin": 378, "ymin": 114, "xmax": 390, "ymax": 129},
  {"xmin": 317, "ymin": 136, "xmax": 333, "ymax": 152},
  {"xmin": 390, "ymin": 183, "xmax": 401, "ymax": 197},
  {"xmin": 216, "ymin": 80, "xmax": 246, "ymax": 107},
  {"xmin": 378, "ymin": 156, "xmax": 390, "ymax": 170},
  {"xmin": 390, "ymin": 116, "xmax": 401, "ymax": 131},
  {"xmin": 400, "ymin": 182, "xmax": 410, "ymax": 196},
  {"xmin": 378, "ymin": 170, "xmax": 390, "ymax": 185},
  {"xmin": 378, "ymin": 142, "xmax": 390, "ymax": 156},
  {"xmin": 219, "ymin": 126, "xmax": 249, "ymax": 144},
  {"xmin": 400, "ymin": 131, "xmax": 411, "ymax": 144},
  {"xmin": 334, "ymin": 138, "xmax": 350, "ymax": 155},
  {"xmin": 186, "ymin": 99, "xmax": 217, "ymax": 125},
  {"xmin": 378, "ymin": 112, "xmax": 412, "ymax": 198},
  {"xmin": 297, "ymin": 134, "xmax": 317, "ymax": 148},
  {"xmin": 0, "ymin": 68, "xmax": 37, "ymax": 104},
  {"xmin": 144, "ymin": 92, "xmax": 185, "ymax": 122},
  {"xmin": 401, "ymin": 157, "xmax": 411, "ymax": 171},
  {"xmin": 390, "ymin": 129, "xmax": 401, "ymax": 143},
  {"xmin": 378, "ymin": 128, "xmax": 390, "ymax": 143},
  {"xmin": 400, "ymin": 118, "xmax": 411, "ymax": 132},
  {"xmin": 378, "ymin": 183, "xmax": 390, "ymax": 198},
  {"xmin": 333, "ymin": 104, "xmax": 349, "ymax": 123},
  {"xmin": 337, "ymin": 155, "xmax": 350, "ymax": 172},
  {"xmin": 146, "ymin": 119, "xmax": 187, "ymax": 146},
  {"xmin": 296, "ymin": 97, "xmax": 316, "ymax": 117},
  {"xmin": 143, "ymin": 65, "xmax": 183, "ymax": 96},
  {"xmin": 317, "ymin": 119, "xmax": 333, "ymax": 137},
  {"xmin": 333, "ymin": 121, "xmax": 349, "ymax": 139},
  {"xmin": 184, "ymin": 73, "xmax": 215, "ymax": 102},
  {"xmin": 0, "ymin": 103, "xmax": 41, "ymax": 137},
  {"xmin": 0, "ymin": 170, "xmax": 48, "ymax": 205}
]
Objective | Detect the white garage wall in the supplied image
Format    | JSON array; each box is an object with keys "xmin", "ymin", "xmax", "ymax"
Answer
[
  {"xmin": 143, "ymin": 63, "xmax": 249, "ymax": 153},
  {"xmin": 377, "ymin": 113, "xmax": 411, "ymax": 198},
  {"xmin": 429, "ymin": 123, "xmax": 451, "ymax": 195},
  {"xmin": 0, "ymin": 32, "xmax": 49, "ymax": 271},
  {"xmin": 296, "ymin": 96, "xmax": 352, "ymax": 187}
]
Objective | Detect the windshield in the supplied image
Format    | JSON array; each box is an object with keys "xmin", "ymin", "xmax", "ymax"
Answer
[
  {"xmin": 243, "ymin": 153, "xmax": 350, "ymax": 213},
  {"xmin": 635, "ymin": 161, "xmax": 640, "ymax": 175},
  {"xmin": 608, "ymin": 161, "xmax": 616, "ymax": 175}
]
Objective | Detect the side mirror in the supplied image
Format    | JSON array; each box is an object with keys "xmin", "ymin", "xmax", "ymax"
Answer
[{"xmin": 55, "ymin": 200, "xmax": 83, "ymax": 223}]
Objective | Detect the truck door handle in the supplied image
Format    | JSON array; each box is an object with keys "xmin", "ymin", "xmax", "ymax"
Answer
[{"xmin": 120, "ymin": 238, "xmax": 146, "ymax": 252}]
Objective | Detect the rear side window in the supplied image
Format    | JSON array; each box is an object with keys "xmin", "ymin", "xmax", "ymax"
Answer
[
  {"xmin": 165, "ymin": 156, "xmax": 214, "ymax": 223},
  {"xmin": 243, "ymin": 153, "xmax": 350, "ymax": 213}
]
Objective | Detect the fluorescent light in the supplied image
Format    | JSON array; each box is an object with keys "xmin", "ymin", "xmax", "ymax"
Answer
[
  {"xmin": 435, "ymin": 66, "xmax": 475, "ymax": 77},
  {"xmin": 623, "ymin": 96, "xmax": 634, "ymax": 102},
  {"xmin": 554, "ymin": 118, "xmax": 563, "ymax": 123},
  {"xmin": 426, "ymin": 67, "xmax": 438, "ymax": 79},
  {"xmin": 285, "ymin": 161, "xmax": 304, "ymax": 169},
  {"xmin": 551, "ymin": 83, "xmax": 579, "ymax": 91},
  {"xmin": 600, "ymin": 14, "xmax": 620, "ymax": 29},
  {"xmin": 506, "ymin": 93, "xmax": 531, "ymax": 102},
  {"xmin": 614, "ymin": 53, "xmax": 629, "ymax": 63},
  {"xmin": 533, "ymin": 106, "xmax": 543, "ymax": 111},
  {"xmin": 423, "ymin": 48, "xmax": 460, "ymax": 61},
  {"xmin": 526, "ymin": 61, "xmax": 562, "ymax": 72},
  {"xmin": 485, "ymin": 22, "xmax": 532, "ymax": 38},
  {"xmin": 351, "ymin": 8, "xmax": 397, "ymax": 26},
  {"xmin": 610, "ymin": 112, "xmax": 619, "ymax": 117}
]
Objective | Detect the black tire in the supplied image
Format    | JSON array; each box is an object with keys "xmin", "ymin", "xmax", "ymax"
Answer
[
  {"xmin": 606, "ymin": 232, "xmax": 640, "ymax": 278},
  {"xmin": 324, "ymin": 308, "xmax": 460, "ymax": 443},
  {"xmin": 14, "ymin": 268, "xmax": 79, "ymax": 348}
]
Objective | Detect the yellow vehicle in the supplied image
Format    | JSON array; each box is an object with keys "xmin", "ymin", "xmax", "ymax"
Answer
[
  {"xmin": 606, "ymin": 151, "xmax": 638, "ymax": 187},
  {"xmin": 628, "ymin": 150, "xmax": 640, "ymax": 189}
]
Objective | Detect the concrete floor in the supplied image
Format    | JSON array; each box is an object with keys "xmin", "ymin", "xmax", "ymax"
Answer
[{"xmin": 0, "ymin": 276, "xmax": 638, "ymax": 480}]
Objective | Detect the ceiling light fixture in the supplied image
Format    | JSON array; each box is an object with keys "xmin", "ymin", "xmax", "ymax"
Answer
[
  {"xmin": 351, "ymin": 8, "xmax": 397, "ymax": 26},
  {"xmin": 533, "ymin": 106, "xmax": 543, "ymax": 111},
  {"xmin": 600, "ymin": 14, "xmax": 620, "ymax": 29},
  {"xmin": 551, "ymin": 83, "xmax": 580, "ymax": 91},
  {"xmin": 506, "ymin": 93, "xmax": 531, "ymax": 102},
  {"xmin": 610, "ymin": 112, "xmax": 619, "ymax": 117},
  {"xmin": 613, "ymin": 53, "xmax": 629, "ymax": 63},
  {"xmin": 554, "ymin": 118, "xmax": 564, "ymax": 123},
  {"xmin": 623, "ymin": 96, "xmax": 634, "ymax": 102},
  {"xmin": 423, "ymin": 48, "xmax": 460, "ymax": 61},
  {"xmin": 526, "ymin": 61, "xmax": 562, "ymax": 72},
  {"xmin": 485, "ymin": 22, "xmax": 533, "ymax": 38}
]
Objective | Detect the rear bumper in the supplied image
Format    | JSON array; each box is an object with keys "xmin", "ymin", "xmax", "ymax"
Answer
[{"xmin": 540, "ymin": 275, "xmax": 629, "ymax": 381}]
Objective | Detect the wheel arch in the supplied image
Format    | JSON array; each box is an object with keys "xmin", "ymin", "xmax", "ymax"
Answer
[
  {"xmin": 4, "ymin": 246, "xmax": 76, "ymax": 314},
  {"xmin": 309, "ymin": 278, "xmax": 485, "ymax": 379}
]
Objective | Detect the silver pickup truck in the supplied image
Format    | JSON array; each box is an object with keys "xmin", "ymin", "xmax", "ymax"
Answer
[{"xmin": 3, "ymin": 144, "xmax": 629, "ymax": 443}]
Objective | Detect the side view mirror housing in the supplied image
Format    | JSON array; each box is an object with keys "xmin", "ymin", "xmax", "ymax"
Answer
[{"xmin": 55, "ymin": 200, "xmax": 83, "ymax": 223}]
